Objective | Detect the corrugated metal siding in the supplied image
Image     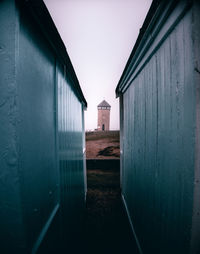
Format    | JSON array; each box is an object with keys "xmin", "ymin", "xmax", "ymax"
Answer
[
  {"xmin": 0, "ymin": 1, "xmax": 87, "ymax": 252},
  {"xmin": 0, "ymin": 1, "xmax": 26, "ymax": 252},
  {"xmin": 122, "ymin": 8, "xmax": 195, "ymax": 254},
  {"xmin": 18, "ymin": 11, "xmax": 60, "ymax": 252},
  {"xmin": 57, "ymin": 65, "xmax": 85, "ymax": 239}
]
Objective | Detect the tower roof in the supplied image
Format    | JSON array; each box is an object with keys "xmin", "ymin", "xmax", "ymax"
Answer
[{"xmin": 98, "ymin": 100, "xmax": 111, "ymax": 107}]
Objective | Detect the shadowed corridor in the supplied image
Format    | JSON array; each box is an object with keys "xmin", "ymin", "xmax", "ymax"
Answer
[{"xmin": 84, "ymin": 167, "xmax": 138, "ymax": 254}]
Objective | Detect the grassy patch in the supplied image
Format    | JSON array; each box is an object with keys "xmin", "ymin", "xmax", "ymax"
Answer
[{"xmin": 97, "ymin": 146, "xmax": 120, "ymax": 157}]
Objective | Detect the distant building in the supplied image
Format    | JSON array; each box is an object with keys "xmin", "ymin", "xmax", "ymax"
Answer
[{"xmin": 97, "ymin": 100, "xmax": 111, "ymax": 131}]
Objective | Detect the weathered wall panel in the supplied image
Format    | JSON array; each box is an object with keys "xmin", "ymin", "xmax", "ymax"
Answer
[
  {"xmin": 0, "ymin": 1, "xmax": 25, "ymax": 252},
  {"xmin": 117, "ymin": 1, "xmax": 199, "ymax": 253},
  {"xmin": 17, "ymin": 11, "xmax": 59, "ymax": 251},
  {"xmin": 190, "ymin": 2, "xmax": 200, "ymax": 253},
  {"xmin": 0, "ymin": 0, "xmax": 87, "ymax": 253},
  {"xmin": 57, "ymin": 65, "xmax": 85, "ymax": 241}
]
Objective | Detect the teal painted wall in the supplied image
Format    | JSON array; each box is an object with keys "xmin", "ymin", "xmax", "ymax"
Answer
[
  {"xmin": 0, "ymin": 1, "xmax": 86, "ymax": 253},
  {"xmin": 120, "ymin": 3, "xmax": 199, "ymax": 254},
  {"xmin": 17, "ymin": 10, "xmax": 59, "ymax": 252},
  {"xmin": 0, "ymin": 1, "xmax": 26, "ymax": 252},
  {"xmin": 57, "ymin": 64, "xmax": 86, "ymax": 244}
]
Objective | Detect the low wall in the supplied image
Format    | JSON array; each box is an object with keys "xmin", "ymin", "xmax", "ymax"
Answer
[{"xmin": 86, "ymin": 159, "xmax": 120, "ymax": 170}]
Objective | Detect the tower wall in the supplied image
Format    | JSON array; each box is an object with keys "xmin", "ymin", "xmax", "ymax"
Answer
[{"xmin": 97, "ymin": 108, "xmax": 110, "ymax": 131}]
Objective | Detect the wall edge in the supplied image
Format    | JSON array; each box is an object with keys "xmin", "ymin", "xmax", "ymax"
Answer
[
  {"xmin": 121, "ymin": 194, "xmax": 143, "ymax": 254},
  {"xmin": 31, "ymin": 203, "xmax": 60, "ymax": 254}
]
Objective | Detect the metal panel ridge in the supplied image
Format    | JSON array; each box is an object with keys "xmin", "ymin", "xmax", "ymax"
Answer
[
  {"xmin": 16, "ymin": 0, "xmax": 87, "ymax": 108},
  {"xmin": 115, "ymin": 0, "xmax": 192, "ymax": 97}
]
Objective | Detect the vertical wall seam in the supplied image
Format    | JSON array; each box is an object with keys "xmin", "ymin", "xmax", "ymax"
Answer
[
  {"xmin": 121, "ymin": 195, "xmax": 143, "ymax": 254},
  {"xmin": 190, "ymin": 1, "xmax": 200, "ymax": 253},
  {"xmin": 14, "ymin": 2, "xmax": 27, "ymax": 251}
]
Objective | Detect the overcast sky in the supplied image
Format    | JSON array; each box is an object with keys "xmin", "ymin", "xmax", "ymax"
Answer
[{"xmin": 44, "ymin": 0, "xmax": 152, "ymax": 130}]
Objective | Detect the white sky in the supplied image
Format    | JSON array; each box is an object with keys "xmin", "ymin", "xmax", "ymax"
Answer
[{"xmin": 44, "ymin": 0, "xmax": 152, "ymax": 130}]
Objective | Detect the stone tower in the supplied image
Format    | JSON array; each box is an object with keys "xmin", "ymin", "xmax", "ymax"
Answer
[{"xmin": 97, "ymin": 100, "xmax": 111, "ymax": 131}]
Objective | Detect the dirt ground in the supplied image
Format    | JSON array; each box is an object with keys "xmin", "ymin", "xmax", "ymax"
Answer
[
  {"xmin": 84, "ymin": 168, "xmax": 139, "ymax": 254},
  {"xmin": 86, "ymin": 131, "xmax": 120, "ymax": 159},
  {"xmin": 39, "ymin": 131, "xmax": 137, "ymax": 254},
  {"xmin": 84, "ymin": 131, "xmax": 139, "ymax": 253}
]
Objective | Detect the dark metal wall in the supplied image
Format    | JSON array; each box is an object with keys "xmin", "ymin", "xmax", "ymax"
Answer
[
  {"xmin": 117, "ymin": 1, "xmax": 200, "ymax": 253},
  {"xmin": 57, "ymin": 63, "xmax": 86, "ymax": 240},
  {"xmin": 18, "ymin": 9, "xmax": 59, "ymax": 253},
  {"xmin": 0, "ymin": 1, "xmax": 25, "ymax": 252},
  {"xmin": 0, "ymin": 0, "xmax": 86, "ymax": 253}
]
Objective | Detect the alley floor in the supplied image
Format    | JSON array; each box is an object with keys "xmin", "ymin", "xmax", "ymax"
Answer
[
  {"xmin": 84, "ymin": 168, "xmax": 139, "ymax": 254},
  {"xmin": 38, "ymin": 166, "xmax": 139, "ymax": 254}
]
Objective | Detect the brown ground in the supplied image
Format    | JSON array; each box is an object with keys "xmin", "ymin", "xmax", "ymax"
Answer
[
  {"xmin": 84, "ymin": 131, "xmax": 138, "ymax": 253},
  {"xmin": 39, "ymin": 131, "xmax": 137, "ymax": 254},
  {"xmin": 84, "ymin": 168, "xmax": 139, "ymax": 254},
  {"xmin": 86, "ymin": 131, "xmax": 120, "ymax": 159}
]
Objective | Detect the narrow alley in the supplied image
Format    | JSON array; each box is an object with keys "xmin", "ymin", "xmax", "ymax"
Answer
[
  {"xmin": 1, "ymin": 0, "xmax": 200, "ymax": 253},
  {"xmin": 84, "ymin": 167, "xmax": 137, "ymax": 254},
  {"xmin": 83, "ymin": 130, "xmax": 137, "ymax": 254}
]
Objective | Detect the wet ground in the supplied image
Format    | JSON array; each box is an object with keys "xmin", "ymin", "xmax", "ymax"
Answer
[{"xmin": 84, "ymin": 168, "xmax": 139, "ymax": 254}]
